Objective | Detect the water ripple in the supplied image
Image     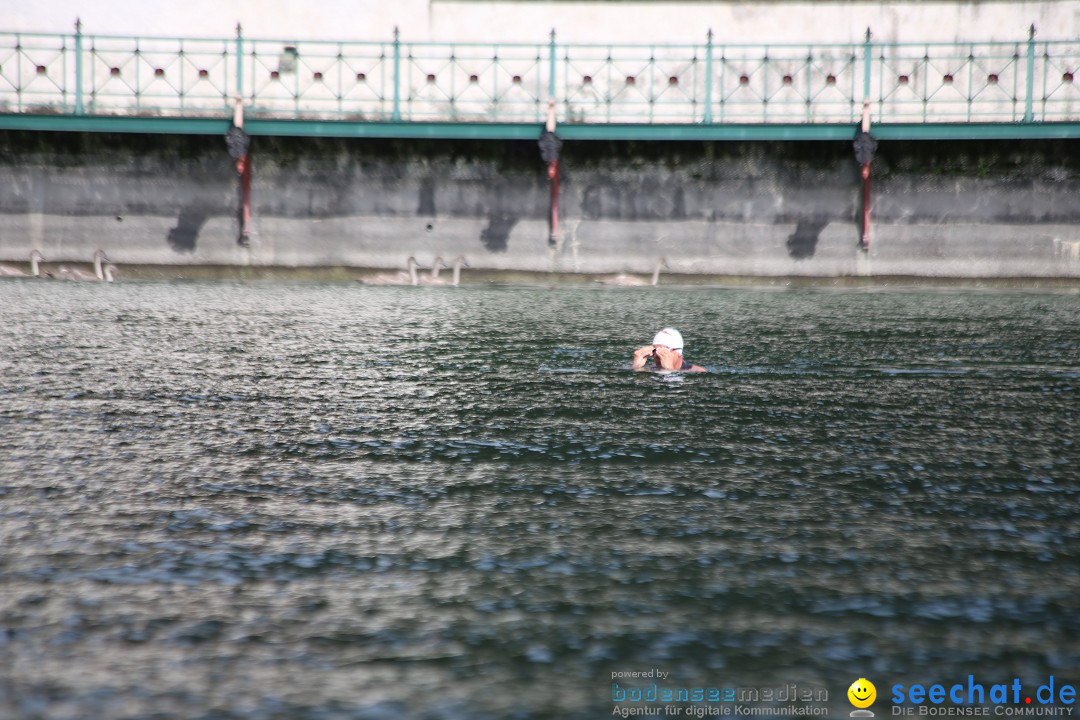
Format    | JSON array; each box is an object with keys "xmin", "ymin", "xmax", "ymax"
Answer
[{"xmin": 0, "ymin": 282, "xmax": 1077, "ymax": 719}]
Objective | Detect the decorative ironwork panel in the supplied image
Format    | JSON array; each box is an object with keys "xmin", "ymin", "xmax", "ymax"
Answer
[
  {"xmin": 401, "ymin": 42, "xmax": 545, "ymax": 122},
  {"xmin": 85, "ymin": 35, "xmax": 231, "ymax": 115},
  {"xmin": 561, "ymin": 44, "xmax": 704, "ymax": 123},
  {"xmin": 713, "ymin": 43, "xmax": 861, "ymax": 123},
  {"xmin": 1036, "ymin": 41, "xmax": 1080, "ymax": 122},
  {"xmin": 873, "ymin": 42, "xmax": 1027, "ymax": 122},
  {"xmin": 0, "ymin": 32, "xmax": 73, "ymax": 113},
  {"xmin": 246, "ymin": 38, "xmax": 392, "ymax": 120}
]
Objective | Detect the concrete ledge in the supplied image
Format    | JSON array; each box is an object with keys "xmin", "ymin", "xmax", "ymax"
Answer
[
  {"xmin": 3, "ymin": 113, "xmax": 1080, "ymax": 141},
  {"xmin": 4, "ymin": 264, "xmax": 1078, "ymax": 291}
]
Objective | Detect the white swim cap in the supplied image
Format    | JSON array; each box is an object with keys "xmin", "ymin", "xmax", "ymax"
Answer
[{"xmin": 652, "ymin": 327, "xmax": 684, "ymax": 353}]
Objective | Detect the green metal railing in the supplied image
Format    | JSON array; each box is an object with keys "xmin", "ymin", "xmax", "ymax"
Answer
[{"xmin": 2, "ymin": 24, "xmax": 1078, "ymax": 127}]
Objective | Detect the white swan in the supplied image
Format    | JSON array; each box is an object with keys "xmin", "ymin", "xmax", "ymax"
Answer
[
  {"xmin": 0, "ymin": 250, "xmax": 47, "ymax": 278},
  {"xmin": 93, "ymin": 250, "xmax": 109, "ymax": 280},
  {"xmin": 450, "ymin": 256, "xmax": 468, "ymax": 287},
  {"xmin": 597, "ymin": 257, "xmax": 668, "ymax": 286},
  {"xmin": 649, "ymin": 257, "xmax": 669, "ymax": 286},
  {"xmin": 53, "ymin": 265, "xmax": 97, "ymax": 281},
  {"xmin": 103, "ymin": 264, "xmax": 118, "ymax": 283},
  {"xmin": 417, "ymin": 256, "xmax": 469, "ymax": 286},
  {"xmin": 362, "ymin": 257, "xmax": 419, "ymax": 286},
  {"xmin": 418, "ymin": 256, "xmax": 447, "ymax": 285},
  {"xmin": 54, "ymin": 249, "xmax": 110, "ymax": 282}
]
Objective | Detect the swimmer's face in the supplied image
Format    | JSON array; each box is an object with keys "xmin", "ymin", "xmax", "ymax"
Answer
[{"xmin": 848, "ymin": 679, "xmax": 876, "ymax": 709}]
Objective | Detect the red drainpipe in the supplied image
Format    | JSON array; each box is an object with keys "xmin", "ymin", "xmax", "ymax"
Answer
[
  {"xmin": 859, "ymin": 101, "xmax": 872, "ymax": 252},
  {"xmin": 549, "ymin": 158, "xmax": 559, "ymax": 246},
  {"xmin": 543, "ymin": 99, "xmax": 561, "ymax": 247},
  {"xmin": 239, "ymin": 154, "xmax": 252, "ymax": 245},
  {"xmin": 861, "ymin": 162, "xmax": 871, "ymax": 251},
  {"xmin": 228, "ymin": 97, "xmax": 252, "ymax": 246}
]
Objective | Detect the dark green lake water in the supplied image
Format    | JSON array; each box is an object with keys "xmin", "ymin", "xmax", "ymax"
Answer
[{"xmin": 1, "ymin": 281, "xmax": 1078, "ymax": 719}]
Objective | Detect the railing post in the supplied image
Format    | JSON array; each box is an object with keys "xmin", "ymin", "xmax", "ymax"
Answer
[
  {"xmin": 392, "ymin": 27, "xmax": 402, "ymax": 121},
  {"xmin": 704, "ymin": 29, "xmax": 713, "ymax": 124},
  {"xmin": 1024, "ymin": 24, "xmax": 1036, "ymax": 123},
  {"xmin": 548, "ymin": 29, "xmax": 557, "ymax": 102},
  {"xmin": 863, "ymin": 27, "xmax": 872, "ymax": 103},
  {"xmin": 74, "ymin": 18, "xmax": 84, "ymax": 115},
  {"xmin": 235, "ymin": 23, "xmax": 244, "ymax": 103},
  {"xmin": 763, "ymin": 47, "xmax": 769, "ymax": 122}
]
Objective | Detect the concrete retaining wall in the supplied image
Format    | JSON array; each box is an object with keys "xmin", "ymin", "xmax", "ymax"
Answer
[{"xmin": 1, "ymin": 131, "xmax": 1079, "ymax": 279}]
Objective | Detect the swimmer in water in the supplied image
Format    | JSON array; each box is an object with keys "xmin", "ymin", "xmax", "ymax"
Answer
[{"xmin": 632, "ymin": 327, "xmax": 706, "ymax": 373}]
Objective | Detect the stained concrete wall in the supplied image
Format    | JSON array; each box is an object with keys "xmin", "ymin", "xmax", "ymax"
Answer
[{"xmin": 1, "ymin": 131, "xmax": 1079, "ymax": 279}]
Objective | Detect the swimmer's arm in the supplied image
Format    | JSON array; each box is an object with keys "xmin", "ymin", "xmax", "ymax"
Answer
[
  {"xmin": 653, "ymin": 346, "xmax": 686, "ymax": 371},
  {"xmin": 683, "ymin": 363, "xmax": 707, "ymax": 373},
  {"xmin": 632, "ymin": 345, "xmax": 653, "ymax": 371}
]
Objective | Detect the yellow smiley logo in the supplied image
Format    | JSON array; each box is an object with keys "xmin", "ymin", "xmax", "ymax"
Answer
[{"xmin": 848, "ymin": 678, "xmax": 876, "ymax": 708}]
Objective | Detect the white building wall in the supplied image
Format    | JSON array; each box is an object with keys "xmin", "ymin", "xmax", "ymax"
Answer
[{"xmin": 3, "ymin": 0, "xmax": 1077, "ymax": 43}]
